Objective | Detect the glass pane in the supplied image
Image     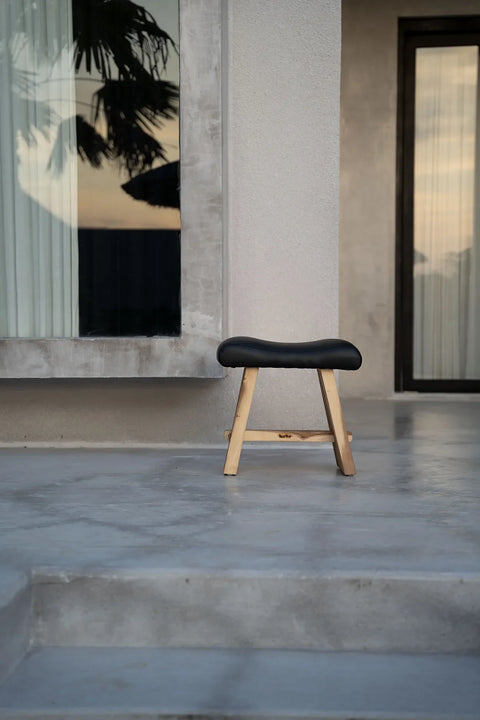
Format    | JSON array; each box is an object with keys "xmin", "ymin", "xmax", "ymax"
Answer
[
  {"xmin": 0, "ymin": 0, "xmax": 180, "ymax": 338},
  {"xmin": 413, "ymin": 45, "xmax": 480, "ymax": 379}
]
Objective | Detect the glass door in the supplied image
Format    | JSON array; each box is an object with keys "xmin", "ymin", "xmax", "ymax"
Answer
[{"xmin": 397, "ymin": 19, "xmax": 480, "ymax": 391}]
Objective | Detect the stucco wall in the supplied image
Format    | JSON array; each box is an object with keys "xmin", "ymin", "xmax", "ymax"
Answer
[
  {"xmin": 0, "ymin": 0, "xmax": 342, "ymax": 444},
  {"xmin": 340, "ymin": 0, "xmax": 480, "ymax": 398}
]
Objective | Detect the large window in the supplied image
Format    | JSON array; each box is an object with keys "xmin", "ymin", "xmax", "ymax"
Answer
[
  {"xmin": 0, "ymin": 0, "xmax": 180, "ymax": 339},
  {"xmin": 0, "ymin": 0, "xmax": 223, "ymax": 377},
  {"xmin": 396, "ymin": 17, "xmax": 480, "ymax": 392}
]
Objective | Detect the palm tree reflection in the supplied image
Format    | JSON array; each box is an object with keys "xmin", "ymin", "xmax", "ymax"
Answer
[{"xmin": 51, "ymin": 0, "xmax": 179, "ymax": 186}]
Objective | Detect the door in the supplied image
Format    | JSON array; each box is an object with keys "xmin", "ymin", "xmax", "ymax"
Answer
[{"xmin": 396, "ymin": 18, "xmax": 480, "ymax": 391}]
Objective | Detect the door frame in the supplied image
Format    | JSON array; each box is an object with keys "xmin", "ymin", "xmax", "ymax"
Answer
[{"xmin": 395, "ymin": 16, "xmax": 480, "ymax": 392}]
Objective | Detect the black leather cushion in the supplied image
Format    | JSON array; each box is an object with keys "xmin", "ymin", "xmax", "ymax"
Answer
[{"xmin": 217, "ymin": 336, "xmax": 362, "ymax": 370}]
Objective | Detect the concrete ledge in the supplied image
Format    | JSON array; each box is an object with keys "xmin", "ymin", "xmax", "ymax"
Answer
[
  {"xmin": 2, "ymin": 568, "xmax": 479, "ymax": 717},
  {"xmin": 31, "ymin": 569, "xmax": 480, "ymax": 653}
]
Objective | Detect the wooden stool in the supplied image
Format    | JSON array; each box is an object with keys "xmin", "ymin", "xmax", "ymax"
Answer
[{"xmin": 217, "ymin": 336, "xmax": 362, "ymax": 476}]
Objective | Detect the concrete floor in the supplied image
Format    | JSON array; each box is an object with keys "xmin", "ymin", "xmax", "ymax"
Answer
[
  {"xmin": 0, "ymin": 398, "xmax": 479, "ymax": 578},
  {"xmin": 0, "ymin": 399, "xmax": 480, "ymax": 719},
  {"xmin": 2, "ymin": 647, "xmax": 480, "ymax": 719}
]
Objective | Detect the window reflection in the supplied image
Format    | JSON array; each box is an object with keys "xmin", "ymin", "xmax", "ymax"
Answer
[{"xmin": 0, "ymin": 0, "xmax": 180, "ymax": 338}]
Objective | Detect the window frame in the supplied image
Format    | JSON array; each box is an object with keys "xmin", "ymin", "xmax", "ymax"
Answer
[{"xmin": 0, "ymin": 0, "xmax": 224, "ymax": 378}]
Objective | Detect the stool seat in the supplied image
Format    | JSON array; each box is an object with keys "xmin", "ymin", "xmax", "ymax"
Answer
[{"xmin": 217, "ymin": 336, "xmax": 362, "ymax": 370}]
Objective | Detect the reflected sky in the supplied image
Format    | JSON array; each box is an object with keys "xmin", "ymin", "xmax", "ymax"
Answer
[
  {"xmin": 414, "ymin": 46, "xmax": 478, "ymax": 272},
  {"xmin": 16, "ymin": 0, "xmax": 180, "ymax": 231}
]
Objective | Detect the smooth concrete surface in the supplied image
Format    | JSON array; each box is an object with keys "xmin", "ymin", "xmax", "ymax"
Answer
[
  {"xmin": 0, "ymin": 400, "xmax": 479, "ymax": 717},
  {"xmin": 1, "ymin": 647, "xmax": 480, "ymax": 719},
  {"xmin": 340, "ymin": 0, "xmax": 480, "ymax": 398},
  {"xmin": 0, "ymin": 399, "xmax": 479, "ymax": 575}
]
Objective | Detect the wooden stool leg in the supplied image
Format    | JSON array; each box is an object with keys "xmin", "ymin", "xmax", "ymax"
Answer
[
  {"xmin": 317, "ymin": 369, "xmax": 356, "ymax": 476},
  {"xmin": 224, "ymin": 367, "xmax": 259, "ymax": 475}
]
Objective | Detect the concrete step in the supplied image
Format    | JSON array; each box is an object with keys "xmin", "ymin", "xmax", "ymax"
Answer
[
  {"xmin": 0, "ymin": 646, "xmax": 479, "ymax": 720},
  {"xmin": 1, "ymin": 569, "xmax": 479, "ymax": 719},
  {"xmin": 32, "ymin": 569, "xmax": 480, "ymax": 652}
]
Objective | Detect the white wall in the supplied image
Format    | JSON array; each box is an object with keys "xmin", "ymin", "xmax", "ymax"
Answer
[{"xmin": 0, "ymin": 0, "xmax": 342, "ymax": 444}]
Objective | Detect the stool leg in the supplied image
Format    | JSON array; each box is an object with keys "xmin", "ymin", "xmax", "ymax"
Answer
[
  {"xmin": 317, "ymin": 369, "xmax": 356, "ymax": 476},
  {"xmin": 224, "ymin": 367, "xmax": 259, "ymax": 475}
]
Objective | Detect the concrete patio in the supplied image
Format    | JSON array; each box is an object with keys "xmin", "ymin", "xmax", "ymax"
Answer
[{"xmin": 0, "ymin": 398, "xmax": 479, "ymax": 718}]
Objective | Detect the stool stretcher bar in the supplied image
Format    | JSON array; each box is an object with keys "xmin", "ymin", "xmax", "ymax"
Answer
[{"xmin": 224, "ymin": 430, "xmax": 353, "ymax": 443}]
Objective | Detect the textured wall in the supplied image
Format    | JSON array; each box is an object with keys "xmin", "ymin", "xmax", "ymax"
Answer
[
  {"xmin": 340, "ymin": 0, "xmax": 480, "ymax": 398},
  {"xmin": 0, "ymin": 0, "xmax": 342, "ymax": 444}
]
